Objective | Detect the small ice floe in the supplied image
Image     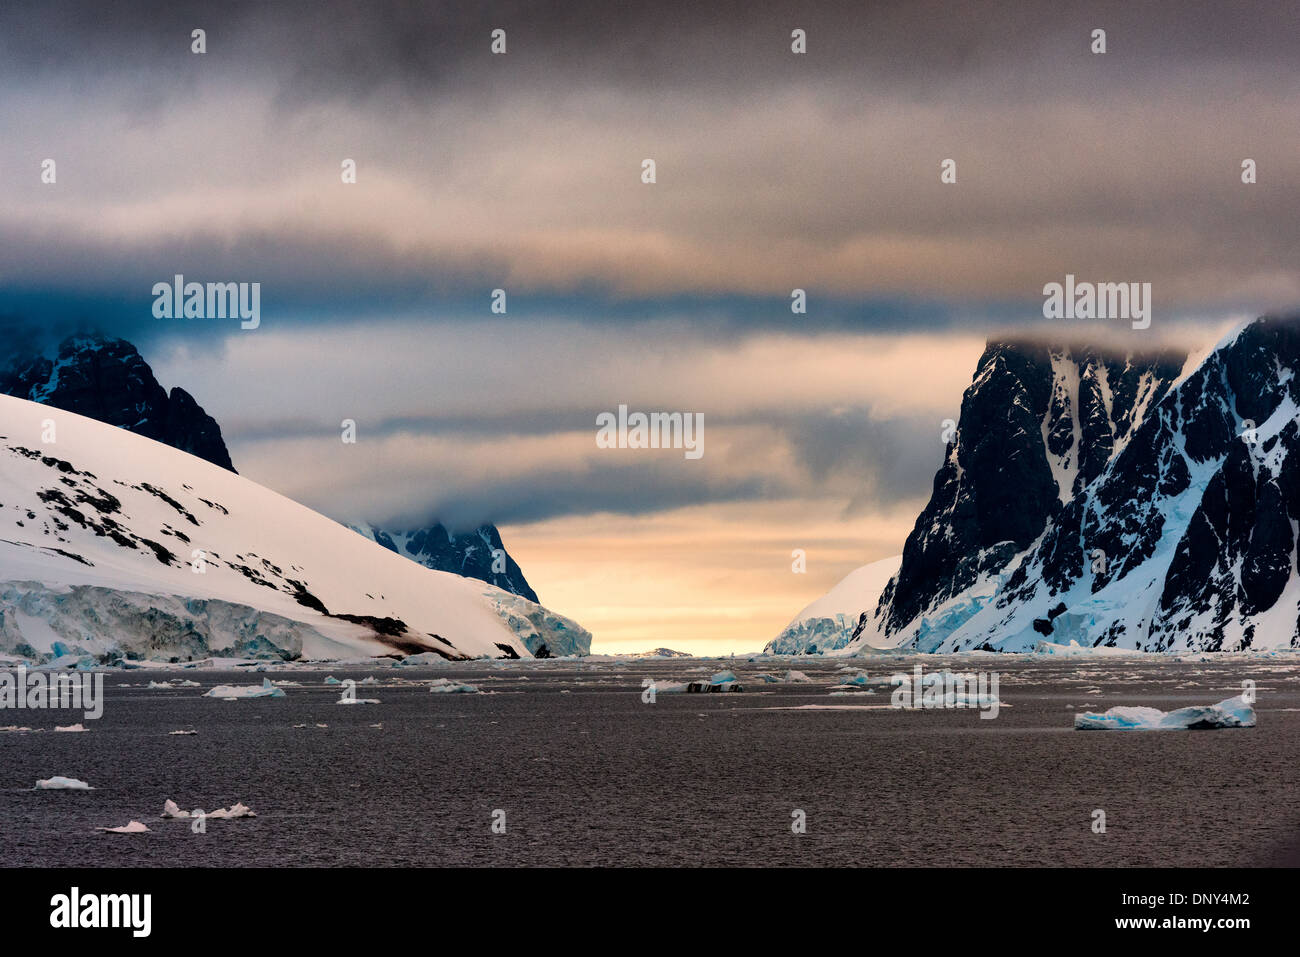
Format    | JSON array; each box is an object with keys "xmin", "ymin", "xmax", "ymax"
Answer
[
  {"xmin": 1074, "ymin": 696, "xmax": 1256, "ymax": 731},
  {"xmin": 0, "ymin": 726, "xmax": 35, "ymax": 733},
  {"xmin": 358, "ymin": 676, "xmax": 378, "ymax": 685},
  {"xmin": 337, "ymin": 693, "xmax": 380, "ymax": 704},
  {"xmin": 146, "ymin": 680, "xmax": 173, "ymax": 689},
  {"xmin": 369, "ymin": 722, "xmax": 383, "ymax": 729},
  {"xmin": 202, "ymin": 678, "xmax": 286, "ymax": 700},
  {"xmin": 686, "ymin": 671, "xmax": 743, "ymax": 693},
  {"xmin": 395, "ymin": 652, "xmax": 447, "ymax": 667},
  {"xmin": 1033, "ymin": 640, "xmax": 1139, "ymax": 657},
  {"xmin": 429, "ymin": 678, "xmax": 479, "ymax": 694},
  {"xmin": 98, "ymin": 821, "xmax": 150, "ymax": 834},
  {"xmin": 54, "ymin": 723, "xmax": 86, "ymax": 732},
  {"xmin": 755, "ymin": 670, "xmax": 812, "ymax": 684},
  {"xmin": 167, "ymin": 729, "xmax": 197, "ymax": 736},
  {"xmin": 323, "ymin": 676, "xmax": 342, "ymax": 685},
  {"xmin": 163, "ymin": 799, "xmax": 256, "ymax": 819},
  {"xmin": 36, "ymin": 776, "xmax": 92, "ymax": 790}
]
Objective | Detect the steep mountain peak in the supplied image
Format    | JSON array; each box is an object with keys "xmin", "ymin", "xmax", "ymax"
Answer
[
  {"xmin": 1, "ymin": 332, "xmax": 237, "ymax": 473},
  {"xmin": 852, "ymin": 314, "xmax": 1300, "ymax": 653},
  {"xmin": 350, "ymin": 521, "xmax": 539, "ymax": 603}
]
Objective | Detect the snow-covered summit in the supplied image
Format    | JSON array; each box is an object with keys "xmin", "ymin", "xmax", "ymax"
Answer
[{"xmin": 0, "ymin": 392, "xmax": 590, "ymax": 663}]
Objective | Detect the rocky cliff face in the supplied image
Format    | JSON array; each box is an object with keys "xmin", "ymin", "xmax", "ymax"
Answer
[
  {"xmin": 0, "ymin": 333, "xmax": 237, "ymax": 472},
  {"xmin": 351, "ymin": 522, "xmax": 540, "ymax": 603},
  {"xmin": 868, "ymin": 337, "xmax": 1186, "ymax": 647},
  {"xmin": 853, "ymin": 316, "xmax": 1300, "ymax": 652}
]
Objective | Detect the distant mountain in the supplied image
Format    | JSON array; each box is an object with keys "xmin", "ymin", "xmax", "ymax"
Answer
[
  {"xmin": 350, "ymin": 522, "xmax": 540, "ymax": 603},
  {"xmin": 827, "ymin": 315, "xmax": 1300, "ymax": 653},
  {"xmin": 1, "ymin": 333, "xmax": 236, "ymax": 472},
  {"xmin": 766, "ymin": 556, "xmax": 899, "ymax": 654}
]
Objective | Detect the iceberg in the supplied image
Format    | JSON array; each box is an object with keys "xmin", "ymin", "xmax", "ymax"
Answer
[
  {"xmin": 98, "ymin": 821, "xmax": 150, "ymax": 834},
  {"xmin": 202, "ymin": 678, "xmax": 286, "ymax": 699},
  {"xmin": 686, "ymin": 670, "xmax": 743, "ymax": 693},
  {"xmin": 429, "ymin": 678, "xmax": 479, "ymax": 694},
  {"xmin": 1075, "ymin": 696, "xmax": 1255, "ymax": 730},
  {"xmin": 163, "ymin": 799, "xmax": 256, "ymax": 819},
  {"xmin": 53, "ymin": 723, "xmax": 86, "ymax": 732},
  {"xmin": 36, "ymin": 776, "xmax": 92, "ymax": 790}
]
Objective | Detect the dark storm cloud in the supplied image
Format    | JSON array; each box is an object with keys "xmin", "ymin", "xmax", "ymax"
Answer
[{"xmin": 3, "ymin": 1, "xmax": 1296, "ymax": 97}]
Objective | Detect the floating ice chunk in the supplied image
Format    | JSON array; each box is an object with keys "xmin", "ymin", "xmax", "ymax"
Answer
[
  {"xmin": 167, "ymin": 729, "xmax": 197, "ymax": 735},
  {"xmin": 1034, "ymin": 640, "xmax": 1140, "ymax": 657},
  {"xmin": 36, "ymin": 776, "xmax": 92, "ymax": 790},
  {"xmin": 645, "ymin": 680, "xmax": 689, "ymax": 694},
  {"xmin": 54, "ymin": 723, "xmax": 86, "ymax": 732},
  {"xmin": 429, "ymin": 678, "xmax": 479, "ymax": 694},
  {"xmin": 337, "ymin": 694, "xmax": 381, "ymax": 704},
  {"xmin": 687, "ymin": 671, "xmax": 743, "ymax": 693},
  {"xmin": 395, "ymin": 652, "xmax": 448, "ymax": 667},
  {"xmin": 323, "ymin": 676, "xmax": 342, "ymax": 685},
  {"xmin": 755, "ymin": 670, "xmax": 812, "ymax": 684},
  {"xmin": 99, "ymin": 821, "xmax": 150, "ymax": 834},
  {"xmin": 203, "ymin": 678, "xmax": 286, "ymax": 699},
  {"xmin": 1075, "ymin": 696, "xmax": 1256, "ymax": 730},
  {"xmin": 164, "ymin": 799, "xmax": 256, "ymax": 819}
]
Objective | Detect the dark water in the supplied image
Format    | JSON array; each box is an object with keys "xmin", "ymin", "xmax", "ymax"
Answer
[{"xmin": 3, "ymin": 655, "xmax": 1299, "ymax": 867}]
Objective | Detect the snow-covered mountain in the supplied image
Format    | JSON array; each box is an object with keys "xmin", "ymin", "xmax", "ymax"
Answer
[
  {"xmin": 0, "ymin": 392, "xmax": 590, "ymax": 662},
  {"xmin": 766, "ymin": 556, "xmax": 900, "ymax": 654},
  {"xmin": 837, "ymin": 315, "xmax": 1300, "ymax": 653},
  {"xmin": 1, "ymin": 333, "xmax": 236, "ymax": 472},
  {"xmin": 3, "ymin": 333, "xmax": 541, "ymax": 602},
  {"xmin": 350, "ymin": 522, "xmax": 540, "ymax": 602}
]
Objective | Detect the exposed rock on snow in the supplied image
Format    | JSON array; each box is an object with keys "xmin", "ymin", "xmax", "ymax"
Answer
[{"xmin": 0, "ymin": 391, "xmax": 589, "ymax": 663}]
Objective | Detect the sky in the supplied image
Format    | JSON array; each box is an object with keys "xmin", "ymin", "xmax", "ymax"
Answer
[{"xmin": 1, "ymin": 1, "xmax": 1298, "ymax": 653}]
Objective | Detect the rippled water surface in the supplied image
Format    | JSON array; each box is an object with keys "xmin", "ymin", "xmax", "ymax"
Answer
[{"xmin": 3, "ymin": 656, "xmax": 1298, "ymax": 866}]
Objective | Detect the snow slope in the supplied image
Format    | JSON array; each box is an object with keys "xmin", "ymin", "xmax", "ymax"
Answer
[
  {"xmin": 765, "ymin": 556, "xmax": 900, "ymax": 654},
  {"xmin": 0, "ymin": 393, "xmax": 590, "ymax": 662}
]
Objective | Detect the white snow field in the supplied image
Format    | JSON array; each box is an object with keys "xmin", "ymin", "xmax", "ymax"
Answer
[
  {"xmin": 0, "ymin": 393, "xmax": 589, "ymax": 663},
  {"xmin": 767, "ymin": 555, "xmax": 901, "ymax": 654},
  {"xmin": 1074, "ymin": 695, "xmax": 1256, "ymax": 730}
]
